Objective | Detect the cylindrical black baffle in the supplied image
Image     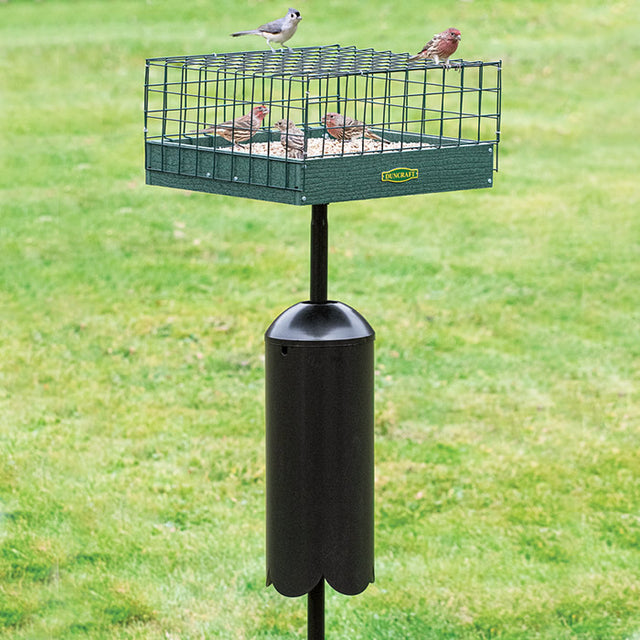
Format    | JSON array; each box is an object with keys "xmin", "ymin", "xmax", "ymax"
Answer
[{"xmin": 265, "ymin": 300, "xmax": 375, "ymax": 598}]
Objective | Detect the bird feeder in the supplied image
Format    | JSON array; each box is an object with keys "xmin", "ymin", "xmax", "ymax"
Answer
[
  {"xmin": 145, "ymin": 44, "xmax": 500, "ymax": 204},
  {"xmin": 144, "ymin": 44, "xmax": 501, "ymax": 638}
]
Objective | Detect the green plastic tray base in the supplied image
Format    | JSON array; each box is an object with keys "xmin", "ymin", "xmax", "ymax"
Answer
[{"xmin": 145, "ymin": 131, "xmax": 494, "ymax": 206}]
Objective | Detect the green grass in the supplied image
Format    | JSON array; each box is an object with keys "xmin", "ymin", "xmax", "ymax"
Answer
[{"xmin": 1, "ymin": 0, "xmax": 640, "ymax": 637}]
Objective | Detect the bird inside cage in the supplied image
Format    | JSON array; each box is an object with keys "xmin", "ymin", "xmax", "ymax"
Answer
[
  {"xmin": 322, "ymin": 113, "xmax": 385, "ymax": 143},
  {"xmin": 274, "ymin": 119, "xmax": 305, "ymax": 158},
  {"xmin": 191, "ymin": 105, "xmax": 270, "ymax": 145}
]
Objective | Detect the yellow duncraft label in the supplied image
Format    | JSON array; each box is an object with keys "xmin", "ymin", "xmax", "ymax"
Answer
[{"xmin": 381, "ymin": 167, "xmax": 419, "ymax": 183}]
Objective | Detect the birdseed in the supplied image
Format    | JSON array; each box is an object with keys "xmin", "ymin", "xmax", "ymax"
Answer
[{"xmin": 225, "ymin": 137, "xmax": 430, "ymax": 158}]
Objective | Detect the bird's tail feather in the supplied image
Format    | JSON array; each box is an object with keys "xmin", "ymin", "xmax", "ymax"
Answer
[
  {"xmin": 366, "ymin": 131, "xmax": 385, "ymax": 143},
  {"xmin": 231, "ymin": 30, "xmax": 259, "ymax": 37}
]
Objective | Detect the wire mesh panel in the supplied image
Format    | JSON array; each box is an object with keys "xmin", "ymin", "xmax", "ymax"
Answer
[{"xmin": 144, "ymin": 45, "xmax": 501, "ymax": 205}]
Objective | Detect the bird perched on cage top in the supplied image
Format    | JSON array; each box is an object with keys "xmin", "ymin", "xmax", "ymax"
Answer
[
  {"xmin": 408, "ymin": 28, "xmax": 462, "ymax": 67},
  {"xmin": 322, "ymin": 113, "xmax": 384, "ymax": 143},
  {"xmin": 192, "ymin": 105, "xmax": 269, "ymax": 145},
  {"xmin": 231, "ymin": 8, "xmax": 302, "ymax": 52},
  {"xmin": 274, "ymin": 119, "xmax": 305, "ymax": 158}
]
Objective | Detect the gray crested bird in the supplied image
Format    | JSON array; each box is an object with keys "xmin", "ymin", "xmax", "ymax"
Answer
[
  {"xmin": 274, "ymin": 119, "xmax": 305, "ymax": 158},
  {"xmin": 231, "ymin": 8, "xmax": 302, "ymax": 52}
]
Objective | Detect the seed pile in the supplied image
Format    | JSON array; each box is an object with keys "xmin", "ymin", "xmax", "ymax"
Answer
[{"xmin": 224, "ymin": 137, "xmax": 430, "ymax": 158}]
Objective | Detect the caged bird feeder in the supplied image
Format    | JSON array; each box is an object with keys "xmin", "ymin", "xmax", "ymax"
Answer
[
  {"xmin": 144, "ymin": 44, "xmax": 501, "ymax": 638},
  {"xmin": 144, "ymin": 44, "xmax": 501, "ymax": 205}
]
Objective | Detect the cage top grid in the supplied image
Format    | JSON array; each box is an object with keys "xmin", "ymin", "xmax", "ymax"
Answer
[{"xmin": 145, "ymin": 43, "xmax": 497, "ymax": 79}]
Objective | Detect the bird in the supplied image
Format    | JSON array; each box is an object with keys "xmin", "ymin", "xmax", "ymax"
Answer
[
  {"xmin": 192, "ymin": 105, "xmax": 270, "ymax": 145},
  {"xmin": 231, "ymin": 8, "xmax": 302, "ymax": 52},
  {"xmin": 273, "ymin": 119, "xmax": 305, "ymax": 158},
  {"xmin": 322, "ymin": 112, "xmax": 384, "ymax": 142},
  {"xmin": 408, "ymin": 28, "xmax": 462, "ymax": 67}
]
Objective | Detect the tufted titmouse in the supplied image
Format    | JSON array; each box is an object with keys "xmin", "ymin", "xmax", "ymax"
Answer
[{"xmin": 231, "ymin": 8, "xmax": 302, "ymax": 52}]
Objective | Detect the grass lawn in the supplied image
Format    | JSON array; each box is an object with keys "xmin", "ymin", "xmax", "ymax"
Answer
[{"xmin": 1, "ymin": 0, "xmax": 639, "ymax": 637}]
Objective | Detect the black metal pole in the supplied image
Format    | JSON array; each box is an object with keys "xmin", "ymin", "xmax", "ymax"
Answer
[
  {"xmin": 308, "ymin": 578, "xmax": 325, "ymax": 639},
  {"xmin": 308, "ymin": 203, "xmax": 327, "ymax": 638},
  {"xmin": 310, "ymin": 204, "xmax": 328, "ymax": 303}
]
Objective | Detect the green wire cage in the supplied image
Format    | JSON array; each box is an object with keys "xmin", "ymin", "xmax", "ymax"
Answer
[{"xmin": 144, "ymin": 44, "xmax": 501, "ymax": 205}]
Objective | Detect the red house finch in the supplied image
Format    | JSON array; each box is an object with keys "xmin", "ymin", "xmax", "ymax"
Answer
[
  {"xmin": 231, "ymin": 8, "xmax": 302, "ymax": 52},
  {"xmin": 193, "ymin": 105, "xmax": 269, "ymax": 144},
  {"xmin": 274, "ymin": 119, "xmax": 305, "ymax": 158},
  {"xmin": 408, "ymin": 28, "xmax": 462, "ymax": 67},
  {"xmin": 322, "ymin": 112, "xmax": 384, "ymax": 142}
]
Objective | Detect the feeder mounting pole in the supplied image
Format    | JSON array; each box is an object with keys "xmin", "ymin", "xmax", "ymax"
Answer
[
  {"xmin": 308, "ymin": 202, "xmax": 328, "ymax": 638},
  {"xmin": 310, "ymin": 204, "xmax": 328, "ymax": 303},
  {"xmin": 308, "ymin": 578, "xmax": 325, "ymax": 639}
]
